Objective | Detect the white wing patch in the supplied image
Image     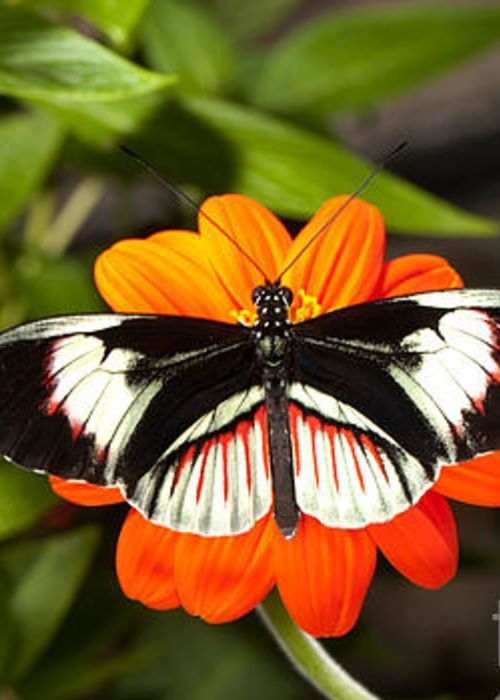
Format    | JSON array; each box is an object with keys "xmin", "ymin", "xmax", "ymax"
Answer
[
  {"xmin": 133, "ymin": 400, "xmax": 272, "ymax": 536},
  {"xmin": 395, "ymin": 308, "xmax": 499, "ymax": 445},
  {"xmin": 45, "ymin": 335, "xmax": 151, "ymax": 454}
]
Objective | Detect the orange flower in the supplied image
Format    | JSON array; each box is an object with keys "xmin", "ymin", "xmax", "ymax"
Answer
[{"xmin": 50, "ymin": 194, "xmax": 500, "ymax": 637}]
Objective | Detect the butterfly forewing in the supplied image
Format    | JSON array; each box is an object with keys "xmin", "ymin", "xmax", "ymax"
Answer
[
  {"xmin": 0, "ymin": 314, "xmax": 273, "ymax": 534},
  {"xmin": 290, "ymin": 289, "xmax": 500, "ymax": 527}
]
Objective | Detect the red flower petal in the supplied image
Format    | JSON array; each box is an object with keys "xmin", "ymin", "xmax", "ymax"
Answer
[
  {"xmin": 368, "ymin": 491, "xmax": 457, "ymax": 589},
  {"xmin": 50, "ymin": 476, "xmax": 124, "ymax": 505},
  {"xmin": 434, "ymin": 454, "xmax": 500, "ymax": 506},
  {"xmin": 95, "ymin": 230, "xmax": 235, "ymax": 321},
  {"xmin": 116, "ymin": 509, "xmax": 180, "ymax": 610},
  {"xmin": 282, "ymin": 197, "xmax": 385, "ymax": 312},
  {"xmin": 199, "ymin": 195, "xmax": 291, "ymax": 310},
  {"xmin": 174, "ymin": 515, "xmax": 275, "ymax": 623},
  {"xmin": 378, "ymin": 254, "xmax": 463, "ymax": 299},
  {"xmin": 272, "ymin": 515, "xmax": 376, "ymax": 637}
]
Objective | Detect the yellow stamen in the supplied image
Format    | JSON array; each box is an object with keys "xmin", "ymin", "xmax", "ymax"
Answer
[
  {"xmin": 231, "ymin": 308, "xmax": 257, "ymax": 327},
  {"xmin": 290, "ymin": 289, "xmax": 322, "ymax": 323}
]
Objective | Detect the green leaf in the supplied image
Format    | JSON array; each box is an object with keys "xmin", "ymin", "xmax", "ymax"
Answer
[
  {"xmin": 141, "ymin": 0, "xmax": 234, "ymax": 96},
  {"xmin": 76, "ymin": 0, "xmax": 151, "ymax": 46},
  {"xmin": 3, "ymin": 0, "xmax": 151, "ymax": 46},
  {"xmin": 0, "ymin": 526, "xmax": 100, "ymax": 681},
  {"xmin": 0, "ymin": 7, "xmax": 173, "ymax": 103},
  {"xmin": 131, "ymin": 97, "xmax": 498, "ymax": 235},
  {"xmin": 204, "ymin": 0, "xmax": 301, "ymax": 41},
  {"xmin": 248, "ymin": 5, "xmax": 500, "ymax": 117},
  {"xmin": 0, "ymin": 111, "xmax": 63, "ymax": 235},
  {"xmin": 16, "ymin": 571, "xmax": 142, "ymax": 700},
  {"xmin": 0, "ymin": 462, "xmax": 56, "ymax": 542},
  {"xmin": 46, "ymin": 91, "xmax": 165, "ymax": 144},
  {"xmin": 0, "ymin": 577, "xmax": 14, "ymax": 683},
  {"xmin": 15, "ymin": 254, "xmax": 104, "ymax": 318}
]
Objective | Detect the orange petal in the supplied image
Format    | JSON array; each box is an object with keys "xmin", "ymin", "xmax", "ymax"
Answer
[
  {"xmin": 174, "ymin": 515, "xmax": 274, "ymax": 623},
  {"xmin": 282, "ymin": 196, "xmax": 385, "ymax": 312},
  {"xmin": 272, "ymin": 515, "xmax": 376, "ymax": 637},
  {"xmin": 199, "ymin": 195, "xmax": 291, "ymax": 310},
  {"xmin": 95, "ymin": 230, "xmax": 235, "ymax": 321},
  {"xmin": 434, "ymin": 453, "xmax": 500, "ymax": 506},
  {"xmin": 116, "ymin": 509, "xmax": 180, "ymax": 610},
  {"xmin": 368, "ymin": 491, "xmax": 457, "ymax": 589},
  {"xmin": 50, "ymin": 476, "xmax": 124, "ymax": 506},
  {"xmin": 378, "ymin": 254, "xmax": 463, "ymax": 299}
]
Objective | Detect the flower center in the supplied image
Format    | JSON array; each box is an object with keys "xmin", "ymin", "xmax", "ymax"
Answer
[
  {"xmin": 230, "ymin": 308, "xmax": 257, "ymax": 326},
  {"xmin": 231, "ymin": 288, "xmax": 322, "ymax": 327},
  {"xmin": 290, "ymin": 289, "xmax": 322, "ymax": 323}
]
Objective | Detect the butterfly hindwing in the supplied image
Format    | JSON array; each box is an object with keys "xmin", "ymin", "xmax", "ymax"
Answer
[
  {"xmin": 0, "ymin": 314, "xmax": 272, "ymax": 534},
  {"xmin": 291, "ymin": 289, "xmax": 500, "ymax": 527},
  {"xmin": 133, "ymin": 401, "xmax": 272, "ymax": 535}
]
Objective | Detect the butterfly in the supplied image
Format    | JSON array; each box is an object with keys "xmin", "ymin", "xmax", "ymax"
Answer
[
  {"xmin": 1, "ymin": 143, "xmax": 500, "ymax": 539},
  {"xmin": 0, "ymin": 280, "xmax": 499, "ymax": 539}
]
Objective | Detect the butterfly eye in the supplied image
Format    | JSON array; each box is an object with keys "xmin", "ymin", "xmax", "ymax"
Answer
[{"xmin": 252, "ymin": 286, "xmax": 267, "ymax": 306}]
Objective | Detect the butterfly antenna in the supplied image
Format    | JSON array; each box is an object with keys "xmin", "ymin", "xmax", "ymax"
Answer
[
  {"xmin": 274, "ymin": 141, "xmax": 408, "ymax": 284},
  {"xmin": 119, "ymin": 145, "xmax": 271, "ymax": 283}
]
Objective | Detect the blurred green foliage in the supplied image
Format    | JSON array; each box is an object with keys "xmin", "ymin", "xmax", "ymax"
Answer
[{"xmin": 0, "ymin": 1, "xmax": 498, "ymax": 698}]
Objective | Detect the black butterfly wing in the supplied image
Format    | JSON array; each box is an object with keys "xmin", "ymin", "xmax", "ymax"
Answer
[
  {"xmin": 0, "ymin": 314, "xmax": 272, "ymax": 534},
  {"xmin": 290, "ymin": 289, "xmax": 500, "ymax": 528}
]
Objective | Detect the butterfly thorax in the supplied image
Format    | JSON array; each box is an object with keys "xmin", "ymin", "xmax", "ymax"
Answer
[
  {"xmin": 252, "ymin": 284, "xmax": 293, "ymax": 385},
  {"xmin": 252, "ymin": 284, "xmax": 292, "ymax": 339}
]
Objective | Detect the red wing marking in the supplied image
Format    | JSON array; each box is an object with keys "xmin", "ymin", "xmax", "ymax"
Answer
[
  {"xmin": 136, "ymin": 402, "xmax": 272, "ymax": 536},
  {"xmin": 343, "ymin": 430, "xmax": 365, "ymax": 492},
  {"xmin": 46, "ymin": 393, "xmax": 82, "ymax": 441},
  {"xmin": 237, "ymin": 420, "xmax": 253, "ymax": 493},
  {"xmin": 191, "ymin": 444, "xmax": 206, "ymax": 502},
  {"xmin": 221, "ymin": 433, "xmax": 231, "ymax": 502},
  {"xmin": 328, "ymin": 424, "xmax": 340, "ymax": 492},
  {"xmin": 359, "ymin": 433, "xmax": 388, "ymax": 482},
  {"xmin": 289, "ymin": 401, "xmax": 432, "ymax": 528},
  {"xmin": 173, "ymin": 444, "xmax": 198, "ymax": 496},
  {"xmin": 309, "ymin": 414, "xmax": 321, "ymax": 487}
]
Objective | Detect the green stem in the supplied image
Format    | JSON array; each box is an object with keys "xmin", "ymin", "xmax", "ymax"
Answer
[
  {"xmin": 258, "ymin": 590, "xmax": 380, "ymax": 700},
  {"xmin": 42, "ymin": 178, "xmax": 105, "ymax": 257}
]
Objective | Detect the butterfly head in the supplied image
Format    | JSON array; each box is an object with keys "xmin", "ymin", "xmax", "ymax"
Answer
[{"xmin": 252, "ymin": 284, "xmax": 293, "ymax": 338}]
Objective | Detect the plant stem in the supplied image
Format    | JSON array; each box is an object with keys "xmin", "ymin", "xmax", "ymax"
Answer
[
  {"xmin": 258, "ymin": 590, "xmax": 380, "ymax": 700},
  {"xmin": 42, "ymin": 177, "xmax": 105, "ymax": 257}
]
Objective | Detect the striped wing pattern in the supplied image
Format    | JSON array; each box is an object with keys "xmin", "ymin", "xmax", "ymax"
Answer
[
  {"xmin": 0, "ymin": 289, "xmax": 500, "ymax": 536},
  {"xmin": 288, "ymin": 395, "xmax": 429, "ymax": 528},
  {"xmin": 0, "ymin": 314, "xmax": 274, "ymax": 535},
  {"xmin": 291, "ymin": 289, "xmax": 500, "ymax": 528},
  {"xmin": 133, "ymin": 402, "xmax": 271, "ymax": 535}
]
